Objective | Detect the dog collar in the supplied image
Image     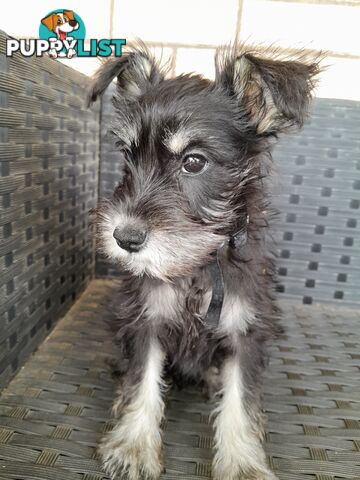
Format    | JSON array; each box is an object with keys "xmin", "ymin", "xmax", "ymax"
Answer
[{"xmin": 204, "ymin": 214, "xmax": 249, "ymax": 328}]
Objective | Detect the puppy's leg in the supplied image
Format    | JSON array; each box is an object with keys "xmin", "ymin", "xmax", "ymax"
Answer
[
  {"xmin": 212, "ymin": 352, "xmax": 277, "ymax": 480},
  {"xmin": 67, "ymin": 48, "xmax": 76, "ymax": 58},
  {"xmin": 100, "ymin": 339, "xmax": 165, "ymax": 480},
  {"xmin": 48, "ymin": 48, "xmax": 58, "ymax": 58}
]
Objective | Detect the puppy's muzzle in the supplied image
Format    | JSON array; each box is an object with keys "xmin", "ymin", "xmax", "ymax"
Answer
[{"xmin": 113, "ymin": 226, "xmax": 147, "ymax": 253}]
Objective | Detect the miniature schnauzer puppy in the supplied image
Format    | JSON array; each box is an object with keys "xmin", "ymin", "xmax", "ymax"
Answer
[{"xmin": 88, "ymin": 44, "xmax": 319, "ymax": 480}]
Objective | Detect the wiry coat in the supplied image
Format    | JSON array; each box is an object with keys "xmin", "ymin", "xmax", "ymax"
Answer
[{"xmin": 89, "ymin": 44, "xmax": 320, "ymax": 480}]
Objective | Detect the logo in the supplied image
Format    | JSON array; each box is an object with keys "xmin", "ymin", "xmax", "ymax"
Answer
[
  {"xmin": 39, "ymin": 9, "xmax": 85, "ymax": 58},
  {"xmin": 6, "ymin": 8, "xmax": 126, "ymax": 58}
]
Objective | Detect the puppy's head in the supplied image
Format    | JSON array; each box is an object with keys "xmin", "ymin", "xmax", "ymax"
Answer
[
  {"xmin": 41, "ymin": 10, "xmax": 78, "ymax": 38},
  {"xmin": 89, "ymin": 45, "xmax": 320, "ymax": 280}
]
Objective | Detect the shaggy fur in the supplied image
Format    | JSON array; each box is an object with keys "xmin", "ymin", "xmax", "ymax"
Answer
[{"xmin": 88, "ymin": 43, "xmax": 320, "ymax": 480}]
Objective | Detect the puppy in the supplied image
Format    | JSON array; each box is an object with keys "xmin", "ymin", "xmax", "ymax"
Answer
[
  {"xmin": 41, "ymin": 10, "xmax": 78, "ymax": 58},
  {"xmin": 88, "ymin": 44, "xmax": 319, "ymax": 480}
]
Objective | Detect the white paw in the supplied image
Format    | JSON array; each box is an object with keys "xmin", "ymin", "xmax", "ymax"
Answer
[
  {"xmin": 99, "ymin": 430, "xmax": 163, "ymax": 480},
  {"xmin": 212, "ymin": 456, "xmax": 239, "ymax": 480},
  {"xmin": 213, "ymin": 448, "xmax": 278, "ymax": 480},
  {"xmin": 248, "ymin": 472, "xmax": 279, "ymax": 480},
  {"xmin": 67, "ymin": 48, "xmax": 76, "ymax": 59},
  {"xmin": 48, "ymin": 49, "xmax": 57, "ymax": 58}
]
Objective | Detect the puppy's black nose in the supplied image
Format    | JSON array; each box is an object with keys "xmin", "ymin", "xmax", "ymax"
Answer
[
  {"xmin": 69, "ymin": 20, "xmax": 77, "ymax": 27},
  {"xmin": 113, "ymin": 226, "xmax": 147, "ymax": 253}
]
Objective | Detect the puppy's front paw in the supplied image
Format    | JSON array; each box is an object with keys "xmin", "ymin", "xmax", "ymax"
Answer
[
  {"xmin": 245, "ymin": 472, "xmax": 279, "ymax": 480},
  {"xmin": 213, "ymin": 466, "xmax": 278, "ymax": 480},
  {"xmin": 48, "ymin": 49, "xmax": 58, "ymax": 58},
  {"xmin": 212, "ymin": 454, "xmax": 278, "ymax": 480},
  {"xmin": 99, "ymin": 429, "xmax": 163, "ymax": 480},
  {"xmin": 67, "ymin": 48, "xmax": 76, "ymax": 59}
]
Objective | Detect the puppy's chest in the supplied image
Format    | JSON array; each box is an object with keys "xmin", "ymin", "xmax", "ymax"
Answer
[
  {"xmin": 142, "ymin": 274, "xmax": 212, "ymax": 327},
  {"xmin": 142, "ymin": 272, "xmax": 255, "ymax": 336}
]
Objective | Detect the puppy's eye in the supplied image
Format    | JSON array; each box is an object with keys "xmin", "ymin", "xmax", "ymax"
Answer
[{"xmin": 181, "ymin": 155, "xmax": 208, "ymax": 175}]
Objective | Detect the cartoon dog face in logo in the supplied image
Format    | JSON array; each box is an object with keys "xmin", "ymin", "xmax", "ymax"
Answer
[{"xmin": 41, "ymin": 10, "xmax": 79, "ymax": 58}]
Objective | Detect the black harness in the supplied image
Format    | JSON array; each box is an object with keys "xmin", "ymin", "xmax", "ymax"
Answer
[{"xmin": 204, "ymin": 214, "xmax": 249, "ymax": 327}]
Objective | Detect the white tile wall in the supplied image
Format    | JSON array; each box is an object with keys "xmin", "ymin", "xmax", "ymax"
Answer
[
  {"xmin": 175, "ymin": 48, "xmax": 216, "ymax": 79},
  {"xmin": 241, "ymin": 0, "xmax": 360, "ymax": 56},
  {"xmin": 58, "ymin": 57, "xmax": 103, "ymax": 78},
  {"xmin": 112, "ymin": 0, "xmax": 239, "ymax": 45},
  {"xmin": 72, "ymin": 0, "xmax": 112, "ymax": 39},
  {"xmin": 316, "ymin": 57, "xmax": 360, "ymax": 101}
]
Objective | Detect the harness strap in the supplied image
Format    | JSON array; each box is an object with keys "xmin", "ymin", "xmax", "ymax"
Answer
[
  {"xmin": 203, "ymin": 214, "xmax": 249, "ymax": 327},
  {"xmin": 204, "ymin": 254, "xmax": 224, "ymax": 327}
]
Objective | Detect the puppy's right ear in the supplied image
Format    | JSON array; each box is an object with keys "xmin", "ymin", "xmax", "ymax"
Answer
[
  {"xmin": 87, "ymin": 49, "xmax": 163, "ymax": 106},
  {"xmin": 215, "ymin": 46, "xmax": 320, "ymax": 135}
]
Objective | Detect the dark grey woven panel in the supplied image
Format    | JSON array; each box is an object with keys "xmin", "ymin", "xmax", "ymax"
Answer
[
  {"xmin": 0, "ymin": 31, "xmax": 100, "ymax": 389},
  {"xmin": 0, "ymin": 279, "xmax": 359, "ymax": 480},
  {"xmin": 273, "ymin": 98, "xmax": 360, "ymax": 307}
]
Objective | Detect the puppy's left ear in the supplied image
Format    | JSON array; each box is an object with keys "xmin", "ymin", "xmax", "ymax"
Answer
[
  {"xmin": 216, "ymin": 49, "xmax": 321, "ymax": 135},
  {"xmin": 41, "ymin": 13, "xmax": 57, "ymax": 32},
  {"xmin": 87, "ymin": 48, "xmax": 163, "ymax": 106}
]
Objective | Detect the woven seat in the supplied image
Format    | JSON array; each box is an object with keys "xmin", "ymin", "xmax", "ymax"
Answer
[
  {"xmin": 0, "ymin": 279, "xmax": 359, "ymax": 479},
  {"xmin": 0, "ymin": 30, "xmax": 359, "ymax": 479}
]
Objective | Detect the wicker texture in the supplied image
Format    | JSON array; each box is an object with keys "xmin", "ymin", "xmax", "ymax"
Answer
[
  {"xmin": 0, "ymin": 31, "xmax": 100, "ymax": 389},
  {"xmin": 0, "ymin": 279, "xmax": 359, "ymax": 480},
  {"xmin": 273, "ymin": 98, "xmax": 360, "ymax": 307}
]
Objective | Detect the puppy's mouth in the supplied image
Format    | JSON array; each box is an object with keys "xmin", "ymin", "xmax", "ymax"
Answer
[{"xmin": 58, "ymin": 30, "xmax": 67, "ymax": 41}]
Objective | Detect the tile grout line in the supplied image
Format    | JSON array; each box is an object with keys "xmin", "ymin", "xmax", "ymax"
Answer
[
  {"xmin": 109, "ymin": 0, "xmax": 115, "ymax": 39},
  {"xmin": 234, "ymin": 0, "xmax": 245, "ymax": 46}
]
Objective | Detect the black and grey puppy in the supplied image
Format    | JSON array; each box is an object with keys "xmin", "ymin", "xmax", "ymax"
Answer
[{"xmin": 89, "ymin": 44, "xmax": 319, "ymax": 480}]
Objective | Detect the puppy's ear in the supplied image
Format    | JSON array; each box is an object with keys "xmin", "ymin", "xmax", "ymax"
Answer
[
  {"xmin": 87, "ymin": 48, "xmax": 163, "ymax": 106},
  {"xmin": 41, "ymin": 13, "xmax": 57, "ymax": 32},
  {"xmin": 216, "ymin": 49, "xmax": 320, "ymax": 134},
  {"xmin": 63, "ymin": 10, "xmax": 75, "ymax": 21}
]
